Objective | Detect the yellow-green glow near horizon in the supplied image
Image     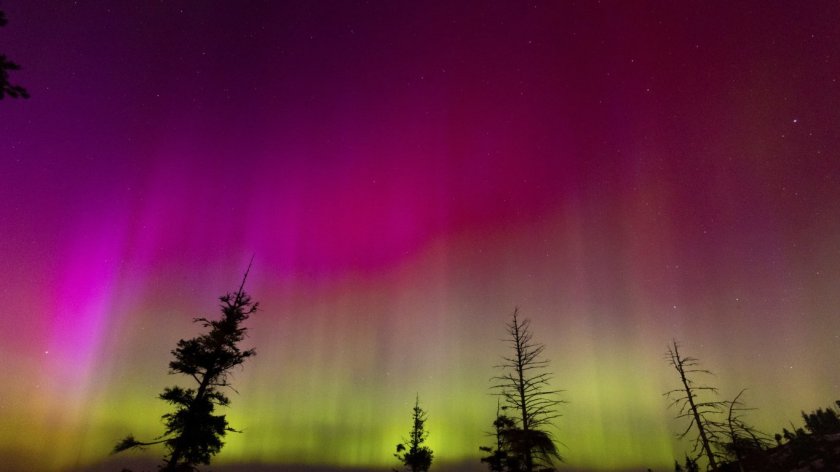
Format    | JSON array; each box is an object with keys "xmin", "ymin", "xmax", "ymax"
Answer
[{"xmin": 7, "ymin": 219, "xmax": 840, "ymax": 471}]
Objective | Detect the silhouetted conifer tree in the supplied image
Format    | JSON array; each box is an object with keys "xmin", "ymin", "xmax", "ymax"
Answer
[
  {"xmin": 0, "ymin": 10, "xmax": 29, "ymax": 99},
  {"xmin": 761, "ymin": 400, "xmax": 840, "ymax": 469},
  {"xmin": 491, "ymin": 308, "xmax": 563, "ymax": 472},
  {"xmin": 480, "ymin": 403, "xmax": 521, "ymax": 472},
  {"xmin": 114, "ymin": 267, "xmax": 258, "ymax": 472},
  {"xmin": 394, "ymin": 395, "xmax": 433, "ymax": 472},
  {"xmin": 664, "ymin": 340, "xmax": 725, "ymax": 470},
  {"xmin": 802, "ymin": 401, "xmax": 840, "ymax": 435}
]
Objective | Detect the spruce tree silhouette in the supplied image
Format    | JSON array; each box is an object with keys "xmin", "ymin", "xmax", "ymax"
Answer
[
  {"xmin": 491, "ymin": 308, "xmax": 563, "ymax": 472},
  {"xmin": 479, "ymin": 402, "xmax": 521, "ymax": 472},
  {"xmin": 0, "ymin": 10, "xmax": 29, "ymax": 99},
  {"xmin": 762, "ymin": 399, "xmax": 840, "ymax": 469},
  {"xmin": 394, "ymin": 395, "xmax": 433, "ymax": 472},
  {"xmin": 675, "ymin": 455, "xmax": 699, "ymax": 472},
  {"xmin": 664, "ymin": 340, "xmax": 726, "ymax": 471},
  {"xmin": 802, "ymin": 401, "xmax": 840, "ymax": 435},
  {"xmin": 113, "ymin": 265, "xmax": 258, "ymax": 472}
]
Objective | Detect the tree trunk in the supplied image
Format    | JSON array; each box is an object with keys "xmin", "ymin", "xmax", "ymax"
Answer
[
  {"xmin": 676, "ymin": 359, "xmax": 717, "ymax": 470},
  {"xmin": 163, "ymin": 366, "xmax": 216, "ymax": 471},
  {"xmin": 512, "ymin": 312, "xmax": 533, "ymax": 472}
]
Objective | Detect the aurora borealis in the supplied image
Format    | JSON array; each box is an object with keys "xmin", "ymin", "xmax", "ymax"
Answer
[{"xmin": 2, "ymin": 1, "xmax": 840, "ymax": 470}]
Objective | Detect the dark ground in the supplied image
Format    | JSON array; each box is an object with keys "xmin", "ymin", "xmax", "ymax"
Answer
[{"xmin": 63, "ymin": 456, "xmax": 656, "ymax": 472}]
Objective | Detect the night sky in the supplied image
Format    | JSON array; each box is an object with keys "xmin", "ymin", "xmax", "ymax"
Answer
[{"xmin": 1, "ymin": 1, "xmax": 840, "ymax": 471}]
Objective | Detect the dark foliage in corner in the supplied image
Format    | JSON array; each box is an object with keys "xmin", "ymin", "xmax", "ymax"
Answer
[{"xmin": 0, "ymin": 10, "xmax": 29, "ymax": 99}]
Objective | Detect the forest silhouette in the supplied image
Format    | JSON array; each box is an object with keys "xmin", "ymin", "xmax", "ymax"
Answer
[{"xmin": 108, "ymin": 270, "xmax": 840, "ymax": 472}]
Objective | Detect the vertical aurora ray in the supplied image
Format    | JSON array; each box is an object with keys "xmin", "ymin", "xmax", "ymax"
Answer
[{"xmin": 1, "ymin": 1, "xmax": 840, "ymax": 471}]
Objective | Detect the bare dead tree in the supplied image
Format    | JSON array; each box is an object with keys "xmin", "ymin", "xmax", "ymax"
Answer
[
  {"xmin": 664, "ymin": 340, "xmax": 726, "ymax": 470},
  {"xmin": 724, "ymin": 389, "xmax": 770, "ymax": 471},
  {"xmin": 492, "ymin": 308, "xmax": 564, "ymax": 471}
]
